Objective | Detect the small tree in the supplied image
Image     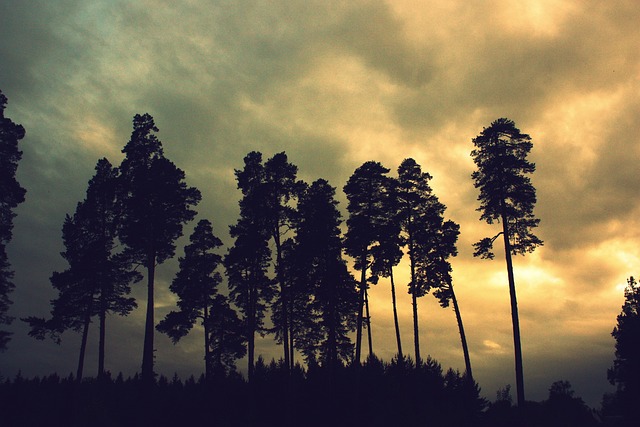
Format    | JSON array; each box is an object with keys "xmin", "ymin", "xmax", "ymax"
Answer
[
  {"xmin": 156, "ymin": 219, "xmax": 228, "ymax": 379},
  {"xmin": 0, "ymin": 90, "xmax": 26, "ymax": 350},
  {"xmin": 118, "ymin": 114, "xmax": 201, "ymax": 382},
  {"xmin": 608, "ymin": 276, "xmax": 640, "ymax": 423},
  {"xmin": 471, "ymin": 117, "xmax": 542, "ymax": 406},
  {"xmin": 207, "ymin": 294, "xmax": 246, "ymax": 376}
]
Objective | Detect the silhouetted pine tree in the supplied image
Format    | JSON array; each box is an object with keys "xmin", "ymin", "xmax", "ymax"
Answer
[
  {"xmin": 0, "ymin": 90, "xmax": 26, "ymax": 351},
  {"xmin": 157, "ymin": 219, "xmax": 239, "ymax": 379},
  {"xmin": 471, "ymin": 118, "xmax": 542, "ymax": 406},
  {"xmin": 608, "ymin": 276, "xmax": 640, "ymax": 424},
  {"xmin": 397, "ymin": 158, "xmax": 445, "ymax": 366},
  {"xmin": 344, "ymin": 161, "xmax": 392, "ymax": 364},
  {"xmin": 292, "ymin": 179, "xmax": 358, "ymax": 368},
  {"xmin": 23, "ymin": 159, "xmax": 139, "ymax": 380},
  {"xmin": 368, "ymin": 176, "xmax": 404, "ymax": 361},
  {"xmin": 225, "ymin": 152, "xmax": 274, "ymax": 382},
  {"xmin": 118, "ymin": 114, "xmax": 201, "ymax": 383},
  {"xmin": 263, "ymin": 152, "xmax": 302, "ymax": 370}
]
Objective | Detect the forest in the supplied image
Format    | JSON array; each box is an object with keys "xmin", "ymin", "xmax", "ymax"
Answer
[{"xmin": 1, "ymin": 90, "xmax": 637, "ymax": 426}]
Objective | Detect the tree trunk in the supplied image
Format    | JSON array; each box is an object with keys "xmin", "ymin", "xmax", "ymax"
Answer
[
  {"xmin": 364, "ymin": 286, "xmax": 373, "ymax": 358},
  {"xmin": 247, "ymin": 283, "xmax": 256, "ymax": 383},
  {"xmin": 273, "ymin": 231, "xmax": 290, "ymax": 371},
  {"xmin": 409, "ymin": 234, "xmax": 421, "ymax": 366},
  {"xmin": 501, "ymin": 211, "xmax": 525, "ymax": 406},
  {"xmin": 450, "ymin": 282, "xmax": 472, "ymax": 380},
  {"xmin": 354, "ymin": 250, "xmax": 367, "ymax": 365},
  {"xmin": 411, "ymin": 291, "xmax": 420, "ymax": 366},
  {"xmin": 141, "ymin": 251, "xmax": 156, "ymax": 384},
  {"xmin": 98, "ymin": 296, "xmax": 106, "ymax": 379},
  {"xmin": 76, "ymin": 306, "xmax": 92, "ymax": 383},
  {"xmin": 203, "ymin": 303, "xmax": 211, "ymax": 380},
  {"xmin": 389, "ymin": 268, "xmax": 403, "ymax": 361}
]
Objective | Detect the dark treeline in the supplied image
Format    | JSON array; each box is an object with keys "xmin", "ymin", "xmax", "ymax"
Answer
[
  {"xmin": 1, "ymin": 90, "xmax": 636, "ymax": 425},
  {"xmin": 0, "ymin": 359, "xmax": 605, "ymax": 427}
]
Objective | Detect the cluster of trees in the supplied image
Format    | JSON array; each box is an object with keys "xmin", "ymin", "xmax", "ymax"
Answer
[
  {"xmin": 8, "ymin": 88, "xmax": 640, "ymax": 425},
  {"xmin": 23, "ymin": 114, "xmax": 201, "ymax": 383},
  {"xmin": 3, "ymin": 87, "xmax": 548, "ymax": 412}
]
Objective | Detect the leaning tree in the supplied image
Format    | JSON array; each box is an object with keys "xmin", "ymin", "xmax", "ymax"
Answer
[
  {"xmin": 471, "ymin": 118, "xmax": 542, "ymax": 406},
  {"xmin": 397, "ymin": 158, "xmax": 449, "ymax": 366}
]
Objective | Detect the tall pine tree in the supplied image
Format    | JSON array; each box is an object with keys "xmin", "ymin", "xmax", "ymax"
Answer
[
  {"xmin": 118, "ymin": 114, "xmax": 201, "ymax": 383},
  {"xmin": 471, "ymin": 117, "xmax": 542, "ymax": 406},
  {"xmin": 263, "ymin": 152, "xmax": 302, "ymax": 370},
  {"xmin": 344, "ymin": 161, "xmax": 392, "ymax": 364},
  {"xmin": 397, "ymin": 158, "xmax": 447, "ymax": 366},
  {"xmin": 225, "ymin": 152, "xmax": 274, "ymax": 382},
  {"xmin": 292, "ymin": 179, "xmax": 358, "ymax": 368}
]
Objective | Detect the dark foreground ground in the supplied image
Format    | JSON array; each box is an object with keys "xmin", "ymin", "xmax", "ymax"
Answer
[{"xmin": 0, "ymin": 358, "xmax": 616, "ymax": 427}]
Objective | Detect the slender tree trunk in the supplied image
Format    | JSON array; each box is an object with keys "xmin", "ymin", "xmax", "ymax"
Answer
[
  {"xmin": 141, "ymin": 251, "xmax": 156, "ymax": 384},
  {"xmin": 450, "ymin": 283, "xmax": 472, "ymax": 380},
  {"xmin": 389, "ymin": 268, "xmax": 403, "ymax": 361},
  {"xmin": 364, "ymin": 286, "xmax": 373, "ymax": 358},
  {"xmin": 98, "ymin": 206, "xmax": 107, "ymax": 380},
  {"xmin": 409, "ymin": 235, "xmax": 421, "ymax": 366},
  {"xmin": 411, "ymin": 292, "xmax": 420, "ymax": 366},
  {"xmin": 273, "ymin": 232, "xmax": 290, "ymax": 371},
  {"xmin": 501, "ymin": 212, "xmax": 525, "ymax": 406},
  {"xmin": 354, "ymin": 250, "xmax": 367, "ymax": 365},
  {"xmin": 77, "ymin": 307, "xmax": 92, "ymax": 383},
  {"xmin": 203, "ymin": 304, "xmax": 211, "ymax": 380},
  {"xmin": 247, "ymin": 284, "xmax": 256, "ymax": 382},
  {"xmin": 98, "ymin": 296, "xmax": 106, "ymax": 379}
]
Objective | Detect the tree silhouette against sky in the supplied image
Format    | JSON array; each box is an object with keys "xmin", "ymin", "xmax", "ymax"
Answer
[
  {"xmin": 118, "ymin": 114, "xmax": 201, "ymax": 383},
  {"xmin": 24, "ymin": 159, "xmax": 139, "ymax": 380},
  {"xmin": 0, "ymin": 90, "xmax": 26, "ymax": 351},
  {"xmin": 471, "ymin": 117, "xmax": 542, "ymax": 407},
  {"xmin": 344, "ymin": 161, "xmax": 392, "ymax": 364},
  {"xmin": 608, "ymin": 276, "xmax": 640, "ymax": 424},
  {"xmin": 397, "ymin": 158, "xmax": 446, "ymax": 366},
  {"xmin": 226, "ymin": 151, "xmax": 274, "ymax": 382},
  {"xmin": 156, "ymin": 219, "xmax": 228, "ymax": 379}
]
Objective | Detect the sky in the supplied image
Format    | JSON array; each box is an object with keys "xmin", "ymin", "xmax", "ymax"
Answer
[{"xmin": 1, "ymin": 0, "xmax": 639, "ymax": 408}]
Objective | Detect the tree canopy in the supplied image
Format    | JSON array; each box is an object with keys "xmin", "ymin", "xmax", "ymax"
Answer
[{"xmin": 0, "ymin": 90, "xmax": 26, "ymax": 351}]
